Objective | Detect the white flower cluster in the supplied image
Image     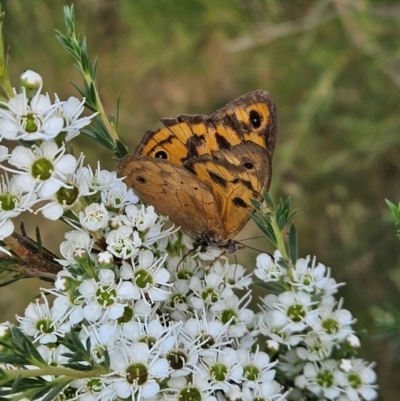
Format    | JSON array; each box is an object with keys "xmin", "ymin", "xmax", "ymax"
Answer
[
  {"xmin": 0, "ymin": 71, "xmax": 96, "ymax": 254},
  {"xmin": 10, "ymin": 192, "xmax": 378, "ymax": 401},
  {"xmin": 0, "ymin": 72, "xmax": 378, "ymax": 401},
  {"xmin": 255, "ymin": 252, "xmax": 378, "ymax": 401}
]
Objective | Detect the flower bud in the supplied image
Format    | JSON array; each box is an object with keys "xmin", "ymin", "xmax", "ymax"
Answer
[{"xmin": 20, "ymin": 70, "xmax": 43, "ymax": 99}]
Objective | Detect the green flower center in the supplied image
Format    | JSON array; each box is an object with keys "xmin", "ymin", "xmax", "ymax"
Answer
[
  {"xmin": 243, "ymin": 364, "xmax": 260, "ymax": 381},
  {"xmin": 221, "ymin": 308, "xmax": 238, "ymax": 325},
  {"xmin": 134, "ymin": 269, "xmax": 154, "ymax": 289},
  {"xmin": 177, "ymin": 269, "xmax": 192, "ymax": 280},
  {"xmin": 139, "ymin": 336, "xmax": 157, "ymax": 350},
  {"xmin": 167, "ymin": 350, "xmax": 188, "ymax": 370},
  {"xmin": 117, "ymin": 306, "xmax": 134, "ymax": 324},
  {"xmin": 24, "ymin": 113, "xmax": 39, "ymax": 133},
  {"xmin": 0, "ymin": 194, "xmax": 17, "ymax": 211},
  {"xmin": 316, "ymin": 369, "xmax": 334, "ymax": 388},
  {"xmin": 178, "ymin": 387, "xmax": 201, "ymax": 401},
  {"xmin": 322, "ymin": 318, "xmax": 339, "ymax": 334},
  {"xmin": 201, "ymin": 288, "xmax": 219, "ymax": 303},
  {"xmin": 56, "ymin": 185, "xmax": 79, "ymax": 206},
  {"xmin": 210, "ymin": 363, "xmax": 228, "ymax": 381},
  {"xmin": 302, "ymin": 274, "xmax": 312, "ymax": 286},
  {"xmin": 171, "ymin": 293, "xmax": 187, "ymax": 307},
  {"xmin": 126, "ymin": 362, "xmax": 148, "ymax": 385},
  {"xmin": 348, "ymin": 372, "xmax": 362, "ymax": 389},
  {"xmin": 31, "ymin": 158, "xmax": 54, "ymax": 181},
  {"xmin": 287, "ymin": 304, "xmax": 306, "ymax": 323},
  {"xmin": 36, "ymin": 318, "xmax": 54, "ymax": 334},
  {"xmin": 95, "ymin": 286, "xmax": 116, "ymax": 306}
]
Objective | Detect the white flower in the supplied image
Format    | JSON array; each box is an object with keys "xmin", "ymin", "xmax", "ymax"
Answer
[
  {"xmin": 241, "ymin": 380, "xmax": 288, "ymax": 401},
  {"xmin": 295, "ymin": 359, "xmax": 346, "ymax": 400},
  {"xmin": 111, "ymin": 342, "xmax": 169, "ymax": 400},
  {"xmin": 213, "ymin": 259, "xmax": 253, "ymax": 290},
  {"xmin": 8, "ymin": 142, "xmax": 77, "ymax": 198},
  {"xmin": 199, "ymin": 347, "xmax": 243, "ymax": 392},
  {"xmin": 38, "ymin": 154, "xmax": 94, "ymax": 220},
  {"xmin": 263, "ymin": 291, "xmax": 319, "ymax": 333},
  {"xmin": 211, "ymin": 293, "xmax": 254, "ymax": 337},
  {"xmin": 289, "ymin": 256, "xmax": 342, "ymax": 296},
  {"xmin": 57, "ymin": 230, "xmax": 94, "ymax": 267},
  {"xmin": 101, "ymin": 186, "xmax": 137, "ymax": 211},
  {"xmin": 122, "ymin": 204, "xmax": 158, "ymax": 231},
  {"xmin": 130, "ymin": 250, "xmax": 171, "ymax": 303},
  {"xmin": 183, "ymin": 313, "xmax": 230, "ymax": 357},
  {"xmin": 339, "ymin": 359, "xmax": 378, "ymax": 401},
  {"xmin": 78, "ymin": 269, "xmax": 138, "ymax": 322},
  {"xmin": 255, "ymin": 251, "xmax": 286, "ymax": 282},
  {"xmin": 312, "ymin": 299, "xmax": 355, "ymax": 342},
  {"xmin": 0, "ymin": 90, "xmax": 63, "ymax": 141},
  {"xmin": 259, "ymin": 310, "xmax": 304, "ymax": 347},
  {"xmin": 0, "ymin": 174, "xmax": 37, "ymax": 221},
  {"xmin": 237, "ymin": 346, "xmax": 276, "ymax": 389},
  {"xmin": 296, "ymin": 333, "xmax": 334, "ymax": 361},
  {"xmin": 167, "ymin": 374, "xmax": 216, "ymax": 401},
  {"xmin": 106, "ymin": 225, "xmax": 142, "ymax": 259},
  {"xmin": 79, "ymin": 203, "xmax": 109, "ymax": 231},
  {"xmin": 17, "ymin": 294, "xmax": 71, "ymax": 344},
  {"xmin": 79, "ymin": 165, "xmax": 126, "ymax": 192},
  {"xmin": 56, "ymin": 96, "xmax": 96, "ymax": 141}
]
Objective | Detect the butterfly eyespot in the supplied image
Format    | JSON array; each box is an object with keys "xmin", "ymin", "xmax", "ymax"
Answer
[
  {"xmin": 155, "ymin": 150, "xmax": 168, "ymax": 159},
  {"xmin": 249, "ymin": 110, "xmax": 262, "ymax": 129},
  {"xmin": 136, "ymin": 175, "xmax": 147, "ymax": 184},
  {"xmin": 244, "ymin": 162, "xmax": 254, "ymax": 169}
]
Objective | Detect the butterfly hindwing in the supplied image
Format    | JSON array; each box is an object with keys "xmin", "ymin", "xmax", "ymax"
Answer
[{"xmin": 118, "ymin": 155, "xmax": 226, "ymax": 240}]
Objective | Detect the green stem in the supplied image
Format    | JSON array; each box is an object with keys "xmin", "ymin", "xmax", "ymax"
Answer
[
  {"xmin": 2, "ymin": 366, "xmax": 106, "ymax": 382},
  {"xmin": 270, "ymin": 213, "xmax": 288, "ymax": 260},
  {"xmin": 0, "ymin": 11, "xmax": 15, "ymax": 99}
]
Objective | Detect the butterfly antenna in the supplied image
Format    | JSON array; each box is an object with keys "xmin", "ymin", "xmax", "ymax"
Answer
[
  {"xmin": 238, "ymin": 243, "xmax": 273, "ymax": 258},
  {"xmin": 238, "ymin": 235, "xmax": 265, "ymax": 242},
  {"xmin": 176, "ymin": 247, "xmax": 195, "ymax": 270}
]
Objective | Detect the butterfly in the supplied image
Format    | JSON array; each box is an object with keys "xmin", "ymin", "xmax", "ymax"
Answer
[{"xmin": 118, "ymin": 90, "xmax": 277, "ymax": 253}]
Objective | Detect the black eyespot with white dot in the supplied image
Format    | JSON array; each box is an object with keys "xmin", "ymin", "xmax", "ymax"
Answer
[
  {"xmin": 244, "ymin": 162, "xmax": 254, "ymax": 169},
  {"xmin": 249, "ymin": 110, "xmax": 262, "ymax": 129},
  {"xmin": 155, "ymin": 150, "xmax": 168, "ymax": 159}
]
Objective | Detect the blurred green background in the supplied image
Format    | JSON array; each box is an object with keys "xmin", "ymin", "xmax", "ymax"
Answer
[{"xmin": 0, "ymin": 0, "xmax": 399, "ymax": 398}]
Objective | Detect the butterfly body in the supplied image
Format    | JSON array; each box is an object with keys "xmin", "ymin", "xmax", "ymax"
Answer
[{"xmin": 118, "ymin": 90, "xmax": 277, "ymax": 252}]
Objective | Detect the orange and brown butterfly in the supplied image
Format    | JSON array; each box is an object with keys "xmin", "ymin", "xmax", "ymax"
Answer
[{"xmin": 118, "ymin": 90, "xmax": 277, "ymax": 253}]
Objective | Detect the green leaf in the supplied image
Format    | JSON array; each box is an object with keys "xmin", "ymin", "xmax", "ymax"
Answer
[
  {"xmin": 283, "ymin": 196, "xmax": 292, "ymax": 214},
  {"xmin": 250, "ymin": 198, "xmax": 263, "ymax": 211},
  {"xmin": 386, "ymin": 199, "xmax": 400, "ymax": 220},
  {"xmin": 114, "ymin": 140, "xmax": 129, "ymax": 160},
  {"xmin": 262, "ymin": 190, "xmax": 274, "ymax": 207},
  {"xmin": 288, "ymin": 223, "xmax": 298, "ymax": 264}
]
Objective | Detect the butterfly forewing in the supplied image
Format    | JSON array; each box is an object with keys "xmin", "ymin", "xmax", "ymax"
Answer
[{"xmin": 134, "ymin": 90, "xmax": 277, "ymax": 165}]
